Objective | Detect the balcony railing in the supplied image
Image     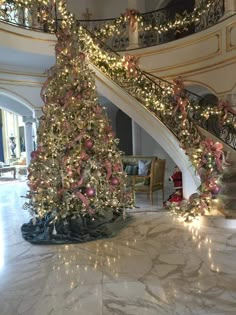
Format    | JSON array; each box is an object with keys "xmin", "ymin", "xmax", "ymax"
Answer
[{"xmin": 0, "ymin": 0, "xmax": 225, "ymax": 50}]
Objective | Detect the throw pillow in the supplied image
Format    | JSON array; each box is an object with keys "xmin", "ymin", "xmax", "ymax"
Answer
[
  {"xmin": 125, "ymin": 165, "xmax": 138, "ymax": 175},
  {"xmin": 138, "ymin": 160, "xmax": 151, "ymax": 176}
]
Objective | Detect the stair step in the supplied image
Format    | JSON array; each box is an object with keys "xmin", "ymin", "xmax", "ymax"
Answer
[
  {"xmin": 223, "ymin": 210, "xmax": 236, "ymax": 219},
  {"xmin": 218, "ymin": 195, "xmax": 236, "ymax": 210},
  {"xmin": 220, "ymin": 184, "xmax": 236, "ymax": 195}
]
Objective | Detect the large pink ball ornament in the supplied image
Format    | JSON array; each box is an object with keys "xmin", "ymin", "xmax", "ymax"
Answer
[
  {"xmin": 110, "ymin": 177, "xmax": 119, "ymax": 186},
  {"xmin": 211, "ymin": 185, "xmax": 221, "ymax": 195},
  {"xmin": 86, "ymin": 187, "xmax": 96, "ymax": 197},
  {"xmin": 84, "ymin": 139, "xmax": 94, "ymax": 149}
]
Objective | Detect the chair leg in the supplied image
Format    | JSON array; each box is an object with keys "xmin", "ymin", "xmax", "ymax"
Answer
[
  {"xmin": 150, "ymin": 191, "xmax": 153, "ymax": 205},
  {"xmin": 132, "ymin": 188, "xmax": 135, "ymax": 203}
]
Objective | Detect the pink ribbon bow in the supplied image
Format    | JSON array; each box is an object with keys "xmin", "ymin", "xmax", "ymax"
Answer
[{"xmin": 124, "ymin": 8, "xmax": 139, "ymax": 32}]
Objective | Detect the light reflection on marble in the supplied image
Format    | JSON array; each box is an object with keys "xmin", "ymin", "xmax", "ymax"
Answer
[{"xmin": 0, "ymin": 181, "xmax": 236, "ymax": 314}]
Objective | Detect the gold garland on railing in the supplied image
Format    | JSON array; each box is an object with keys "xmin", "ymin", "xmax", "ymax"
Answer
[
  {"xmin": 93, "ymin": 0, "xmax": 217, "ymax": 39},
  {"xmin": 0, "ymin": 0, "xmax": 73, "ymax": 31}
]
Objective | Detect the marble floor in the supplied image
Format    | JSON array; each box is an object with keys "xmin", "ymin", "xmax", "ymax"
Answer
[{"xmin": 1, "ymin": 181, "xmax": 236, "ymax": 315}]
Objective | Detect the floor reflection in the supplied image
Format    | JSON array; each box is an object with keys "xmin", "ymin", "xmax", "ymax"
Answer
[{"xmin": 0, "ymin": 181, "xmax": 236, "ymax": 315}]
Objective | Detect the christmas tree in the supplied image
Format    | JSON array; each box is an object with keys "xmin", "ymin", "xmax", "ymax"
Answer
[{"xmin": 21, "ymin": 23, "xmax": 133, "ymax": 244}]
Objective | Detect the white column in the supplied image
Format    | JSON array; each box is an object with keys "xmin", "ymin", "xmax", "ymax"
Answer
[
  {"xmin": 13, "ymin": 114, "xmax": 20, "ymax": 159},
  {"xmin": 34, "ymin": 108, "xmax": 43, "ymax": 128},
  {"xmin": 224, "ymin": 0, "xmax": 236, "ymax": 16},
  {"xmin": 23, "ymin": 116, "xmax": 35, "ymax": 166},
  {"xmin": 132, "ymin": 120, "xmax": 141, "ymax": 154},
  {"xmin": 33, "ymin": 109, "xmax": 44, "ymax": 148},
  {"xmin": 127, "ymin": 0, "xmax": 139, "ymax": 49},
  {"xmin": 29, "ymin": 8, "xmax": 40, "ymax": 29}
]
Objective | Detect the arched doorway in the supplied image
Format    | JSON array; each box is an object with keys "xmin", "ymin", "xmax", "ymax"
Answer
[
  {"xmin": 116, "ymin": 109, "xmax": 133, "ymax": 155},
  {"xmin": 0, "ymin": 90, "xmax": 35, "ymax": 165}
]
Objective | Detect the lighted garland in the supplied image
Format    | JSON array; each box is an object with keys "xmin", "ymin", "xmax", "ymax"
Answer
[
  {"xmin": 0, "ymin": 0, "xmax": 73, "ymax": 31},
  {"xmin": 91, "ymin": 0, "xmax": 217, "ymax": 41}
]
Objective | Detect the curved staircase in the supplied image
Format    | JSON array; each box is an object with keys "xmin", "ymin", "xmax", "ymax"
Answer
[
  {"xmin": 81, "ymin": 27, "xmax": 236, "ymax": 219},
  {"xmin": 0, "ymin": 0, "xmax": 235, "ymax": 220}
]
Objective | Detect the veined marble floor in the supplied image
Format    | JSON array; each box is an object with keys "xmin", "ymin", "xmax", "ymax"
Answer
[{"xmin": 1, "ymin": 181, "xmax": 236, "ymax": 315}]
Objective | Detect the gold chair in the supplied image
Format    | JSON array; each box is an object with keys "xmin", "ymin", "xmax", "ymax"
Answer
[{"xmin": 132, "ymin": 158, "xmax": 166, "ymax": 204}]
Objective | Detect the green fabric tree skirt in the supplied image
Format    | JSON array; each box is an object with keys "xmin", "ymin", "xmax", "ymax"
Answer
[{"xmin": 21, "ymin": 209, "xmax": 132, "ymax": 244}]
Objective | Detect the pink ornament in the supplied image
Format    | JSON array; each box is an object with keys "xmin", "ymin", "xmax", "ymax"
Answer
[
  {"xmin": 79, "ymin": 52, "xmax": 86, "ymax": 61},
  {"xmin": 67, "ymin": 167, "xmax": 73, "ymax": 176},
  {"xmin": 85, "ymin": 187, "xmax": 96, "ymax": 197},
  {"xmin": 80, "ymin": 151, "xmax": 89, "ymax": 161},
  {"xmin": 110, "ymin": 177, "xmax": 119, "ymax": 186},
  {"xmin": 31, "ymin": 151, "xmax": 38, "ymax": 159},
  {"xmin": 57, "ymin": 188, "xmax": 64, "ymax": 196},
  {"xmin": 105, "ymin": 125, "xmax": 112, "ymax": 133},
  {"xmin": 84, "ymin": 139, "xmax": 94, "ymax": 149},
  {"xmin": 113, "ymin": 163, "xmax": 122, "ymax": 172},
  {"xmin": 211, "ymin": 185, "xmax": 220, "ymax": 195}
]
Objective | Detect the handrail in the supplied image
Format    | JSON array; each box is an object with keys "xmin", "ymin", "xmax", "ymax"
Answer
[
  {"xmin": 0, "ymin": 0, "xmax": 225, "ymax": 49},
  {"xmin": 142, "ymin": 72, "xmax": 236, "ymax": 150},
  {"xmin": 79, "ymin": 0, "xmax": 225, "ymax": 51}
]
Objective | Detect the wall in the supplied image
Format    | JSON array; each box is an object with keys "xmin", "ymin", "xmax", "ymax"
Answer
[
  {"xmin": 140, "ymin": 128, "xmax": 176, "ymax": 179},
  {"xmin": 67, "ymin": 0, "xmax": 150, "ymax": 19}
]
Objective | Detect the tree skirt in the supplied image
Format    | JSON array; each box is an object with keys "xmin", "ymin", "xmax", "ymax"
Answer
[{"xmin": 21, "ymin": 208, "xmax": 132, "ymax": 244}]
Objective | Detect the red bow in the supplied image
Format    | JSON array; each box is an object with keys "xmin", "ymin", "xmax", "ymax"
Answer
[
  {"xmin": 201, "ymin": 139, "xmax": 223, "ymax": 171},
  {"xmin": 218, "ymin": 100, "xmax": 236, "ymax": 121}
]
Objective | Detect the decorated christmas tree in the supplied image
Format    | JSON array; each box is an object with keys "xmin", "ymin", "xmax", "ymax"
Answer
[{"xmin": 21, "ymin": 23, "xmax": 133, "ymax": 244}]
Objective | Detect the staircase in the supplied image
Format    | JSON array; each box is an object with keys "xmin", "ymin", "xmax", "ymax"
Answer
[{"xmin": 80, "ymin": 28, "xmax": 236, "ymax": 218}]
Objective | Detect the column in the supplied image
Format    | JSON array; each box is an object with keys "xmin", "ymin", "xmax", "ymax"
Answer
[
  {"xmin": 224, "ymin": 0, "xmax": 236, "ymax": 16},
  {"xmin": 132, "ymin": 120, "xmax": 141, "ymax": 154},
  {"xmin": 127, "ymin": 0, "xmax": 139, "ymax": 49},
  {"xmin": 23, "ymin": 116, "xmax": 35, "ymax": 166},
  {"xmin": 33, "ymin": 108, "xmax": 44, "ymax": 148},
  {"xmin": 29, "ymin": 7, "xmax": 40, "ymax": 29}
]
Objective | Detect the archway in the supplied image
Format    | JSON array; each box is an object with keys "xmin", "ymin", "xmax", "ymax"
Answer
[
  {"xmin": 116, "ymin": 109, "xmax": 133, "ymax": 155},
  {"xmin": 0, "ymin": 89, "xmax": 35, "ymax": 165}
]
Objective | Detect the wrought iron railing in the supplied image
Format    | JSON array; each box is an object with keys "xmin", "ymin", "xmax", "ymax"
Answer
[
  {"xmin": 0, "ymin": 1, "xmax": 58, "ymax": 32},
  {"xmin": 72, "ymin": 0, "xmax": 225, "ymax": 50},
  {"xmin": 0, "ymin": 0, "xmax": 225, "ymax": 49},
  {"xmin": 144, "ymin": 71, "xmax": 236, "ymax": 150}
]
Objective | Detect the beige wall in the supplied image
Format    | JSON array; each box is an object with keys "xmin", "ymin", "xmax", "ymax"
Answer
[{"xmin": 133, "ymin": 15, "xmax": 236, "ymax": 98}]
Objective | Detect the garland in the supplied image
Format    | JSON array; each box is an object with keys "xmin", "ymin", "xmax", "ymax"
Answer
[{"xmin": 93, "ymin": 1, "xmax": 218, "ymax": 40}]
